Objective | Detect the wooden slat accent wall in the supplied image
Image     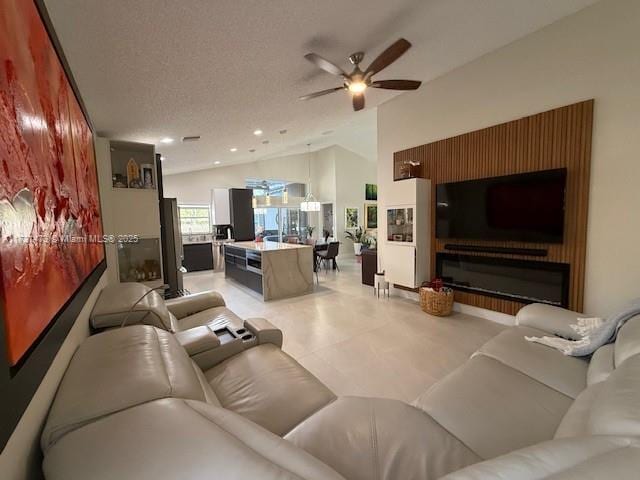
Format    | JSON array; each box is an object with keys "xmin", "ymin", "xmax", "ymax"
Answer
[{"xmin": 394, "ymin": 100, "xmax": 594, "ymax": 315}]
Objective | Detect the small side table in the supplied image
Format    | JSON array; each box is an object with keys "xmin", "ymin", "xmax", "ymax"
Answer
[{"xmin": 374, "ymin": 272, "xmax": 389, "ymax": 298}]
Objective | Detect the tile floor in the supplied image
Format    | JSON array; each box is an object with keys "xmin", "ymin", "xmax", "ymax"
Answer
[{"xmin": 184, "ymin": 256, "xmax": 505, "ymax": 403}]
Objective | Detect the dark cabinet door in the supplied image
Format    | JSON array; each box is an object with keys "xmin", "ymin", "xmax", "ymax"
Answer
[
  {"xmin": 183, "ymin": 243, "xmax": 214, "ymax": 272},
  {"xmin": 229, "ymin": 188, "xmax": 255, "ymax": 241},
  {"xmin": 361, "ymin": 249, "xmax": 378, "ymax": 286}
]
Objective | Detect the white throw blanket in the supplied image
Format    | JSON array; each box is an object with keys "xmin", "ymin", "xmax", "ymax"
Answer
[{"xmin": 525, "ymin": 299, "xmax": 640, "ymax": 357}]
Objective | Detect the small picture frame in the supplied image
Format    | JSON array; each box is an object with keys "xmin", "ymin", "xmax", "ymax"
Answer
[
  {"xmin": 126, "ymin": 157, "xmax": 140, "ymax": 188},
  {"xmin": 364, "ymin": 204, "xmax": 377, "ymax": 230},
  {"xmin": 141, "ymin": 163, "xmax": 154, "ymax": 189},
  {"xmin": 345, "ymin": 207, "xmax": 359, "ymax": 229},
  {"xmin": 365, "ymin": 183, "xmax": 377, "ymax": 201}
]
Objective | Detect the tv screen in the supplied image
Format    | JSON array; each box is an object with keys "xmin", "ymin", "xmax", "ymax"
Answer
[{"xmin": 436, "ymin": 169, "xmax": 566, "ymax": 243}]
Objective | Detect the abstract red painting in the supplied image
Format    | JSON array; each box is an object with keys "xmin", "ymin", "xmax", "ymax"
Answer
[{"xmin": 0, "ymin": 0, "xmax": 104, "ymax": 366}]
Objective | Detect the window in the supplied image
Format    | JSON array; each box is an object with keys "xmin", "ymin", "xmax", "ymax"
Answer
[
  {"xmin": 178, "ymin": 205, "xmax": 211, "ymax": 234},
  {"xmin": 254, "ymin": 207, "xmax": 308, "ymax": 241}
]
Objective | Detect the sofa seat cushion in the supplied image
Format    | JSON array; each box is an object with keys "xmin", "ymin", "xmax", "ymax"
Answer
[
  {"xmin": 474, "ymin": 326, "xmax": 588, "ymax": 398},
  {"xmin": 440, "ymin": 436, "xmax": 640, "ymax": 480},
  {"xmin": 44, "ymin": 398, "xmax": 347, "ymax": 480},
  {"xmin": 413, "ymin": 355, "xmax": 573, "ymax": 460},
  {"xmin": 285, "ymin": 396, "xmax": 480, "ymax": 480},
  {"xmin": 177, "ymin": 305, "xmax": 243, "ymax": 331},
  {"xmin": 205, "ymin": 344, "xmax": 336, "ymax": 436}
]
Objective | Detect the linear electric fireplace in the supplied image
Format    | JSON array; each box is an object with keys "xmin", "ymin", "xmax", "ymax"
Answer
[{"xmin": 436, "ymin": 253, "xmax": 570, "ymax": 307}]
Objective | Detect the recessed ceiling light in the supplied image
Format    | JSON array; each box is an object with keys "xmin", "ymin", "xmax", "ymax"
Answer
[
  {"xmin": 214, "ymin": 161, "xmax": 221, "ymax": 165},
  {"xmin": 160, "ymin": 137, "xmax": 174, "ymax": 144},
  {"xmin": 253, "ymin": 129, "xmax": 263, "ymax": 136},
  {"xmin": 160, "ymin": 156, "xmax": 166, "ymax": 161},
  {"xmin": 230, "ymin": 147, "xmax": 238, "ymax": 152}
]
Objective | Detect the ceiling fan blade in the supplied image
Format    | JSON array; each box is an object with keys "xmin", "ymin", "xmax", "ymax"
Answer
[
  {"xmin": 371, "ymin": 79, "xmax": 422, "ymax": 90},
  {"xmin": 304, "ymin": 53, "xmax": 348, "ymax": 77},
  {"xmin": 299, "ymin": 87, "xmax": 344, "ymax": 100},
  {"xmin": 352, "ymin": 93, "xmax": 365, "ymax": 111},
  {"xmin": 364, "ymin": 38, "xmax": 412, "ymax": 77}
]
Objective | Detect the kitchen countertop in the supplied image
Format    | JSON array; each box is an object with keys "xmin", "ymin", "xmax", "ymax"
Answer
[
  {"xmin": 231, "ymin": 241, "xmax": 312, "ymax": 252},
  {"xmin": 183, "ymin": 238, "xmax": 235, "ymax": 245}
]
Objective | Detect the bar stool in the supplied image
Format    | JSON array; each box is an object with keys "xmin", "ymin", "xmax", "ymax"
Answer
[{"xmin": 374, "ymin": 272, "xmax": 389, "ymax": 298}]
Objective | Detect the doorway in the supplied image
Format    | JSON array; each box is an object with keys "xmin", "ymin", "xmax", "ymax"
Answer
[{"xmin": 321, "ymin": 203, "xmax": 334, "ymax": 239}]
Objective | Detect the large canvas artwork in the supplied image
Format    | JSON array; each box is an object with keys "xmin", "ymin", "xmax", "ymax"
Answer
[{"xmin": 0, "ymin": 0, "xmax": 104, "ymax": 366}]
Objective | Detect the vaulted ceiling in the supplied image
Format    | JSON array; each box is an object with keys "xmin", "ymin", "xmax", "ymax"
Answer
[{"xmin": 44, "ymin": 0, "xmax": 597, "ymax": 174}]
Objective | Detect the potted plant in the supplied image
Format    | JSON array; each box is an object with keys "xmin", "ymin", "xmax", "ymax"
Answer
[
  {"xmin": 307, "ymin": 226, "xmax": 315, "ymax": 238},
  {"xmin": 345, "ymin": 226, "xmax": 365, "ymax": 255}
]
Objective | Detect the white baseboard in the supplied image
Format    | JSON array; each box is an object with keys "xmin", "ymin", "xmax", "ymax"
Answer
[
  {"xmin": 390, "ymin": 286, "xmax": 516, "ymax": 326},
  {"xmin": 453, "ymin": 302, "xmax": 516, "ymax": 326}
]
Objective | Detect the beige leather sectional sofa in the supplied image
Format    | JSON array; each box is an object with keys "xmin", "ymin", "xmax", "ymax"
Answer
[{"xmin": 41, "ymin": 287, "xmax": 640, "ymax": 479}]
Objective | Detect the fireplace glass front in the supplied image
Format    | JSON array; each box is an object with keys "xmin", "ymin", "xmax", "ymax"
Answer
[{"xmin": 436, "ymin": 253, "xmax": 570, "ymax": 307}]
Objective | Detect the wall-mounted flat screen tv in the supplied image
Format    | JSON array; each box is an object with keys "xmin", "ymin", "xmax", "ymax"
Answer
[{"xmin": 436, "ymin": 168, "xmax": 567, "ymax": 243}]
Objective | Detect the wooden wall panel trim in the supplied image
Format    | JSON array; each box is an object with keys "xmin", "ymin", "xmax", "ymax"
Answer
[{"xmin": 393, "ymin": 100, "xmax": 594, "ymax": 315}]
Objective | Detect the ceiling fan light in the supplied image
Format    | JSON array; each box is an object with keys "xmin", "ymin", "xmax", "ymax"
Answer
[
  {"xmin": 348, "ymin": 81, "xmax": 367, "ymax": 94},
  {"xmin": 282, "ymin": 188, "xmax": 288, "ymax": 204}
]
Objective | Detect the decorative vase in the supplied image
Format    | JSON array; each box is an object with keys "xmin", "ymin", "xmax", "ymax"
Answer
[{"xmin": 353, "ymin": 242, "xmax": 363, "ymax": 255}]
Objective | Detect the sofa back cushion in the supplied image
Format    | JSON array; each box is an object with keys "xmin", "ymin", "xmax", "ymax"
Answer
[
  {"xmin": 90, "ymin": 283, "xmax": 177, "ymax": 331},
  {"xmin": 614, "ymin": 314, "xmax": 640, "ymax": 367},
  {"xmin": 588, "ymin": 353, "xmax": 640, "ymax": 437},
  {"xmin": 554, "ymin": 382, "xmax": 604, "ymax": 438},
  {"xmin": 44, "ymin": 399, "xmax": 347, "ymax": 480},
  {"xmin": 557, "ymin": 350, "xmax": 640, "ymax": 439},
  {"xmin": 587, "ymin": 343, "xmax": 615, "ymax": 385},
  {"xmin": 41, "ymin": 325, "xmax": 216, "ymax": 452}
]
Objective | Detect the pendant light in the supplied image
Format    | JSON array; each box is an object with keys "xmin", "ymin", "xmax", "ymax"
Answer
[
  {"xmin": 252, "ymin": 195, "xmax": 257, "ymax": 209},
  {"xmin": 300, "ymin": 143, "xmax": 320, "ymax": 212},
  {"xmin": 265, "ymin": 191, "xmax": 271, "ymax": 206}
]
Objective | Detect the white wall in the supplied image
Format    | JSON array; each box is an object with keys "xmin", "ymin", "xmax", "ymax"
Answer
[
  {"xmin": 0, "ymin": 273, "xmax": 107, "ymax": 480},
  {"xmin": 163, "ymin": 145, "xmax": 377, "ymax": 254},
  {"xmin": 334, "ymin": 146, "xmax": 377, "ymax": 255},
  {"xmin": 163, "ymin": 152, "xmax": 315, "ymax": 206},
  {"xmin": 378, "ymin": 0, "xmax": 640, "ymax": 316}
]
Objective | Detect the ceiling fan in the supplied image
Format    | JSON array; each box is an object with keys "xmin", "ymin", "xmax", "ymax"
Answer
[{"xmin": 300, "ymin": 38, "xmax": 421, "ymax": 112}]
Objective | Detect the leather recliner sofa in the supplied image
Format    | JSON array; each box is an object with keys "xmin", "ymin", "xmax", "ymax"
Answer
[{"xmin": 42, "ymin": 297, "xmax": 640, "ymax": 479}]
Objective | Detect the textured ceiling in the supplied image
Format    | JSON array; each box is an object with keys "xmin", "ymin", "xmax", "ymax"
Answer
[{"xmin": 44, "ymin": 0, "xmax": 597, "ymax": 174}]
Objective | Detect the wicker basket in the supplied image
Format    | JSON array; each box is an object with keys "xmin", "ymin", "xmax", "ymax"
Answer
[{"xmin": 420, "ymin": 287, "xmax": 454, "ymax": 317}]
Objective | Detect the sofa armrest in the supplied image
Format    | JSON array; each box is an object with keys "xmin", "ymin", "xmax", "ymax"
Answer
[
  {"xmin": 165, "ymin": 291, "xmax": 226, "ymax": 319},
  {"xmin": 516, "ymin": 303, "xmax": 586, "ymax": 340},
  {"xmin": 244, "ymin": 318, "xmax": 283, "ymax": 348}
]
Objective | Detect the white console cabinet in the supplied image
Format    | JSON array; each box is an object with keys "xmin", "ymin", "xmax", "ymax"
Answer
[{"xmin": 383, "ymin": 178, "xmax": 430, "ymax": 289}]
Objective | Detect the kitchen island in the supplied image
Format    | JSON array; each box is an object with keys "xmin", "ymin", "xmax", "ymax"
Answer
[{"xmin": 224, "ymin": 241, "xmax": 313, "ymax": 301}]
